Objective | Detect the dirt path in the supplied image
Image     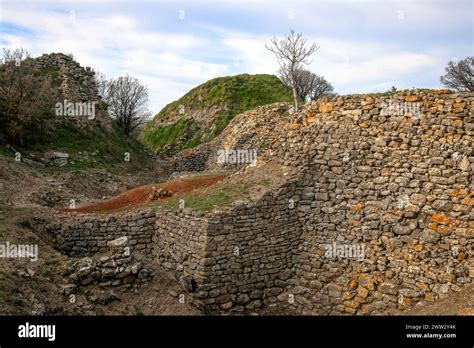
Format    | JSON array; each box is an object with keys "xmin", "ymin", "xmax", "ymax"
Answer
[
  {"xmin": 401, "ymin": 284, "xmax": 474, "ymax": 316},
  {"xmin": 60, "ymin": 173, "xmax": 229, "ymax": 213}
]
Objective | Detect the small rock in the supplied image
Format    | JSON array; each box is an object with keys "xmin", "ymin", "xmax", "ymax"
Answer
[{"xmin": 107, "ymin": 236, "xmax": 128, "ymax": 247}]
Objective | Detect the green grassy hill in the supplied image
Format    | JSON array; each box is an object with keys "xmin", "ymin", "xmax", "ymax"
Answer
[{"xmin": 142, "ymin": 73, "xmax": 293, "ymax": 156}]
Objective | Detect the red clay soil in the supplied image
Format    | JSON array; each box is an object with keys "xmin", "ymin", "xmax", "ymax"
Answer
[{"xmin": 59, "ymin": 174, "xmax": 229, "ymax": 213}]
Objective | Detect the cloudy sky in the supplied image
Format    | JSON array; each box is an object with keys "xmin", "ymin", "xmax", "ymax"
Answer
[{"xmin": 0, "ymin": 0, "xmax": 472, "ymax": 114}]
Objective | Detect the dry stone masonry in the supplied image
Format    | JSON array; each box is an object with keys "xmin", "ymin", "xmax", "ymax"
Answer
[
  {"xmin": 34, "ymin": 53, "xmax": 112, "ymax": 129},
  {"xmin": 46, "ymin": 89, "xmax": 473, "ymax": 314},
  {"xmin": 46, "ymin": 210, "xmax": 156, "ymax": 256},
  {"xmin": 65, "ymin": 245, "xmax": 152, "ymax": 290},
  {"xmin": 36, "ymin": 53, "xmax": 97, "ymax": 101},
  {"xmin": 270, "ymin": 89, "xmax": 473, "ymax": 315}
]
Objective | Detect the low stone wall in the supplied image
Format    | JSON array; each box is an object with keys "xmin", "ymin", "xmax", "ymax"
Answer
[
  {"xmin": 47, "ymin": 190, "xmax": 304, "ymax": 313},
  {"xmin": 147, "ymin": 186, "xmax": 303, "ymax": 312},
  {"xmin": 152, "ymin": 208, "xmax": 209, "ymax": 287},
  {"xmin": 171, "ymin": 148, "xmax": 211, "ymax": 173},
  {"xmin": 46, "ymin": 210, "xmax": 156, "ymax": 256}
]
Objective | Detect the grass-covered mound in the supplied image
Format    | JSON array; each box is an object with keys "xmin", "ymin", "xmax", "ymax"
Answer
[{"xmin": 142, "ymin": 73, "xmax": 293, "ymax": 156}]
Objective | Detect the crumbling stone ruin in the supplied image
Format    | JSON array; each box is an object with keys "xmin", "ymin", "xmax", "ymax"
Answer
[
  {"xmin": 34, "ymin": 53, "xmax": 112, "ymax": 129},
  {"xmin": 64, "ymin": 244, "xmax": 152, "ymax": 291},
  {"xmin": 45, "ymin": 89, "xmax": 472, "ymax": 315}
]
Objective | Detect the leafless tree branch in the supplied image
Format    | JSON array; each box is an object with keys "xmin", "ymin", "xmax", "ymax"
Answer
[
  {"xmin": 104, "ymin": 75, "xmax": 151, "ymax": 135},
  {"xmin": 440, "ymin": 57, "xmax": 474, "ymax": 92},
  {"xmin": 266, "ymin": 29, "xmax": 319, "ymax": 111}
]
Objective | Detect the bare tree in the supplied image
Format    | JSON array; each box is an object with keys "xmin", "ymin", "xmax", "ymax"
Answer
[
  {"xmin": 1, "ymin": 47, "xmax": 30, "ymax": 64},
  {"xmin": 440, "ymin": 57, "xmax": 474, "ymax": 92},
  {"xmin": 279, "ymin": 66, "xmax": 335, "ymax": 102},
  {"xmin": 0, "ymin": 48, "xmax": 56, "ymax": 146},
  {"xmin": 93, "ymin": 69, "xmax": 108, "ymax": 100},
  {"xmin": 105, "ymin": 75, "xmax": 151, "ymax": 135},
  {"xmin": 266, "ymin": 29, "xmax": 319, "ymax": 111},
  {"xmin": 308, "ymin": 74, "xmax": 335, "ymax": 101}
]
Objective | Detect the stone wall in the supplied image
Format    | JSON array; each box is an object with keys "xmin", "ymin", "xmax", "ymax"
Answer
[
  {"xmin": 152, "ymin": 208, "xmax": 209, "ymax": 289},
  {"xmin": 150, "ymin": 199, "xmax": 301, "ymax": 312},
  {"xmin": 193, "ymin": 188, "xmax": 302, "ymax": 311},
  {"xmin": 46, "ymin": 210, "xmax": 156, "ymax": 256},
  {"xmin": 170, "ymin": 103, "xmax": 292, "ymax": 173},
  {"xmin": 36, "ymin": 53, "xmax": 97, "ymax": 101},
  {"xmin": 270, "ymin": 90, "xmax": 473, "ymax": 314},
  {"xmin": 46, "ymin": 90, "xmax": 473, "ymax": 315},
  {"xmin": 34, "ymin": 53, "xmax": 112, "ymax": 129}
]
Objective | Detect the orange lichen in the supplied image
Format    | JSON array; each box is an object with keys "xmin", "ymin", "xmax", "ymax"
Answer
[
  {"xmin": 399, "ymin": 297, "xmax": 412, "ymax": 306},
  {"xmin": 348, "ymin": 279, "xmax": 358, "ymax": 290},
  {"xmin": 430, "ymin": 214, "xmax": 451, "ymax": 225},
  {"xmin": 458, "ymin": 308, "xmax": 474, "ymax": 316},
  {"xmin": 319, "ymin": 103, "xmax": 334, "ymax": 112},
  {"xmin": 427, "ymin": 223, "xmax": 450, "ymax": 234},
  {"xmin": 460, "ymin": 198, "xmax": 474, "ymax": 206},
  {"xmin": 342, "ymin": 291, "xmax": 353, "ymax": 300},
  {"xmin": 447, "ymin": 189, "xmax": 464, "ymax": 197},
  {"xmin": 424, "ymin": 293, "xmax": 435, "ymax": 301},
  {"xmin": 288, "ymin": 123, "xmax": 301, "ymax": 130},
  {"xmin": 344, "ymin": 300, "xmax": 360, "ymax": 309}
]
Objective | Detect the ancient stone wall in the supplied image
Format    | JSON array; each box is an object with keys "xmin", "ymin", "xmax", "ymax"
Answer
[
  {"xmin": 193, "ymin": 189, "xmax": 302, "ymax": 311},
  {"xmin": 149, "ymin": 199, "xmax": 301, "ymax": 312},
  {"xmin": 35, "ymin": 53, "xmax": 98, "ymax": 101},
  {"xmin": 46, "ymin": 90, "xmax": 473, "ymax": 315},
  {"xmin": 46, "ymin": 210, "xmax": 156, "ymax": 256},
  {"xmin": 270, "ymin": 90, "xmax": 473, "ymax": 315},
  {"xmin": 170, "ymin": 103, "xmax": 292, "ymax": 173},
  {"xmin": 152, "ymin": 208, "xmax": 209, "ymax": 288},
  {"xmin": 34, "ymin": 53, "xmax": 112, "ymax": 129}
]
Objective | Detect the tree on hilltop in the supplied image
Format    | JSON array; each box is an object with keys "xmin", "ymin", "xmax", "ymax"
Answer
[{"xmin": 266, "ymin": 29, "xmax": 319, "ymax": 112}]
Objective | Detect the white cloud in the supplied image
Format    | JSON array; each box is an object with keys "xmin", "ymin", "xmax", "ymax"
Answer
[
  {"xmin": 97, "ymin": 15, "xmax": 135, "ymax": 29},
  {"xmin": 222, "ymin": 36, "xmax": 280, "ymax": 74},
  {"xmin": 0, "ymin": 0, "xmax": 468, "ymax": 112},
  {"xmin": 220, "ymin": 30, "xmax": 436, "ymax": 94},
  {"xmin": 0, "ymin": 3, "xmax": 230, "ymax": 112}
]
